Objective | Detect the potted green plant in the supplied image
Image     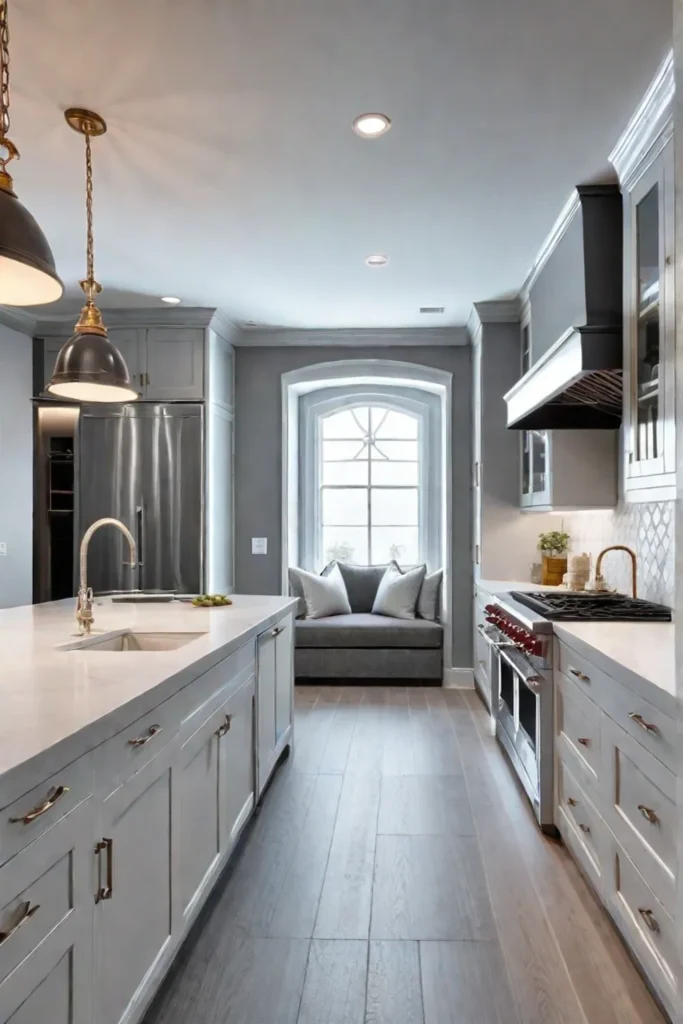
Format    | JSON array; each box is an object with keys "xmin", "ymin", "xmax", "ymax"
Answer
[{"xmin": 538, "ymin": 530, "xmax": 570, "ymax": 586}]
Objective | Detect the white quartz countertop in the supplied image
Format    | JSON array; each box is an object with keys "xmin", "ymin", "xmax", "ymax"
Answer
[
  {"xmin": 0, "ymin": 595, "xmax": 296, "ymax": 794},
  {"xmin": 554, "ymin": 621, "xmax": 675, "ymax": 706}
]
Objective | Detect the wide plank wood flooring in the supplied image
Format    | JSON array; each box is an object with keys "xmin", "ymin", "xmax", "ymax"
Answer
[{"xmin": 143, "ymin": 686, "xmax": 666, "ymax": 1024}]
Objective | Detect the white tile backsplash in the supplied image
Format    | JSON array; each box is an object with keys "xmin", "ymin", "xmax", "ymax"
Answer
[{"xmin": 559, "ymin": 500, "xmax": 674, "ymax": 607}]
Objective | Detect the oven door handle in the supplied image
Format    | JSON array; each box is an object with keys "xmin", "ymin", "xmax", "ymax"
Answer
[
  {"xmin": 476, "ymin": 623, "xmax": 515, "ymax": 652},
  {"xmin": 499, "ymin": 646, "xmax": 543, "ymax": 693}
]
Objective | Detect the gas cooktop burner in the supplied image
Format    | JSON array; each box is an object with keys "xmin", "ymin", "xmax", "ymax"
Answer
[{"xmin": 509, "ymin": 591, "xmax": 672, "ymax": 623}]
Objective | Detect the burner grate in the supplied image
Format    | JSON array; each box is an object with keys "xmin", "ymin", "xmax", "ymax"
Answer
[{"xmin": 509, "ymin": 590, "xmax": 672, "ymax": 623}]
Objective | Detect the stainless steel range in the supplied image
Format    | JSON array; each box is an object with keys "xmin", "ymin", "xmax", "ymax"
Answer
[{"xmin": 479, "ymin": 590, "xmax": 672, "ymax": 835}]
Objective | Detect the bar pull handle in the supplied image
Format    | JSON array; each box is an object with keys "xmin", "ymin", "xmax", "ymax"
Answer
[
  {"xmin": 271, "ymin": 626, "xmax": 285, "ymax": 637},
  {"xmin": 127, "ymin": 724, "xmax": 162, "ymax": 747},
  {"xmin": 628, "ymin": 712, "xmax": 658, "ymax": 735},
  {"xmin": 136, "ymin": 505, "xmax": 145, "ymax": 570},
  {"xmin": 0, "ymin": 901, "xmax": 39, "ymax": 944},
  {"xmin": 638, "ymin": 804, "xmax": 659, "ymax": 825},
  {"xmin": 9, "ymin": 785, "xmax": 70, "ymax": 825},
  {"xmin": 95, "ymin": 838, "xmax": 113, "ymax": 903},
  {"xmin": 638, "ymin": 908, "xmax": 659, "ymax": 933}
]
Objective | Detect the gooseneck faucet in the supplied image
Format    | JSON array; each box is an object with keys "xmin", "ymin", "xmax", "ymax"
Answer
[
  {"xmin": 594, "ymin": 545, "xmax": 638, "ymax": 599},
  {"xmin": 76, "ymin": 518, "xmax": 137, "ymax": 634}
]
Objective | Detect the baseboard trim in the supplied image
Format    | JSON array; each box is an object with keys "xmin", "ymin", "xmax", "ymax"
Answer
[{"xmin": 443, "ymin": 667, "xmax": 474, "ymax": 689}]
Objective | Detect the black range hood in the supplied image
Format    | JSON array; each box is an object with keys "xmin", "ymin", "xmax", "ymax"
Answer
[{"xmin": 506, "ymin": 184, "xmax": 623, "ymax": 430}]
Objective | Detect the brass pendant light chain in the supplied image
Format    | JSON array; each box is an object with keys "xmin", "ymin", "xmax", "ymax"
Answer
[
  {"xmin": 0, "ymin": 0, "xmax": 18, "ymax": 191},
  {"xmin": 83, "ymin": 130, "xmax": 97, "ymax": 298}
]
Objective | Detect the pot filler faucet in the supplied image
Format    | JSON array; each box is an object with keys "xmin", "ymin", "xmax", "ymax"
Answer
[{"xmin": 76, "ymin": 518, "xmax": 137, "ymax": 634}]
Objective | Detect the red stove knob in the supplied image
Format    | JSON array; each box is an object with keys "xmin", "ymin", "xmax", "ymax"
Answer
[{"xmin": 484, "ymin": 604, "xmax": 497, "ymax": 615}]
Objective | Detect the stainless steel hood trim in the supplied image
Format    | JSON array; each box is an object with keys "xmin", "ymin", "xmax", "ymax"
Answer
[{"xmin": 504, "ymin": 325, "xmax": 622, "ymax": 429}]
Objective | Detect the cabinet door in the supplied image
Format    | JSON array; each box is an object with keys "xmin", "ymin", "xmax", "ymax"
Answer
[
  {"xmin": 0, "ymin": 800, "xmax": 94, "ymax": 1024},
  {"xmin": 143, "ymin": 328, "xmax": 205, "ymax": 401},
  {"xmin": 625, "ymin": 142, "xmax": 676, "ymax": 493},
  {"xmin": 219, "ymin": 677, "xmax": 255, "ymax": 853},
  {"xmin": 274, "ymin": 619, "xmax": 293, "ymax": 745},
  {"xmin": 107, "ymin": 329, "xmax": 143, "ymax": 395},
  {"xmin": 178, "ymin": 708, "xmax": 222, "ymax": 923},
  {"xmin": 42, "ymin": 337, "xmax": 69, "ymax": 394},
  {"xmin": 95, "ymin": 740, "xmax": 179, "ymax": 1024},
  {"xmin": 256, "ymin": 630, "xmax": 277, "ymax": 797},
  {"xmin": 472, "ymin": 341, "xmax": 482, "ymax": 576},
  {"xmin": 473, "ymin": 592, "xmax": 492, "ymax": 710}
]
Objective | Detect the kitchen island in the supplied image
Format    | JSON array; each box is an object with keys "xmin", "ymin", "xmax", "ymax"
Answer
[{"xmin": 0, "ymin": 594, "xmax": 296, "ymax": 1024}]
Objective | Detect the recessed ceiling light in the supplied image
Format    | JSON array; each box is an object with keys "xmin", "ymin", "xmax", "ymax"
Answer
[
  {"xmin": 365, "ymin": 253, "xmax": 389, "ymax": 267},
  {"xmin": 353, "ymin": 113, "xmax": 391, "ymax": 138},
  {"xmin": 161, "ymin": 296, "xmax": 181, "ymax": 305}
]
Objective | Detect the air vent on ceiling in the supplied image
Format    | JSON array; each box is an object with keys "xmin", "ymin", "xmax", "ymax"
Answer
[{"xmin": 420, "ymin": 306, "xmax": 445, "ymax": 314}]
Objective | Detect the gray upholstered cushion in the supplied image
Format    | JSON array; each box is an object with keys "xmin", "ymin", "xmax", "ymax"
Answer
[
  {"xmin": 335, "ymin": 563, "xmax": 390, "ymax": 613},
  {"xmin": 295, "ymin": 613, "xmax": 443, "ymax": 649},
  {"xmin": 417, "ymin": 569, "xmax": 443, "ymax": 621}
]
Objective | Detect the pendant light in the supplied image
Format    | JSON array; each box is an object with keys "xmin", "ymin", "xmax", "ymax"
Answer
[
  {"xmin": 47, "ymin": 109, "xmax": 137, "ymax": 403},
  {"xmin": 0, "ymin": 0, "xmax": 62, "ymax": 304}
]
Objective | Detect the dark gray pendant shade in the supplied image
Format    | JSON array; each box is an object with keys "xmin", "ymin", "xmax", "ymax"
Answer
[
  {"xmin": 0, "ymin": 186, "xmax": 63, "ymax": 305},
  {"xmin": 47, "ymin": 330, "xmax": 138, "ymax": 403}
]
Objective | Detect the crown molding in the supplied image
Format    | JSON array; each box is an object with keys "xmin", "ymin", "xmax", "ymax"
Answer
[
  {"xmin": 519, "ymin": 188, "xmax": 581, "ymax": 303},
  {"xmin": 0, "ymin": 305, "xmax": 38, "ymax": 336},
  {"xmin": 609, "ymin": 50, "xmax": 674, "ymax": 186},
  {"xmin": 209, "ymin": 309, "xmax": 239, "ymax": 343},
  {"xmin": 467, "ymin": 300, "xmax": 520, "ymax": 342},
  {"xmin": 235, "ymin": 326, "xmax": 468, "ymax": 347},
  {"xmin": 34, "ymin": 306, "xmax": 222, "ymax": 335}
]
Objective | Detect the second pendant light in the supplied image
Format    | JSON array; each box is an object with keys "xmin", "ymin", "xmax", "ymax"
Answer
[{"xmin": 47, "ymin": 109, "xmax": 137, "ymax": 403}]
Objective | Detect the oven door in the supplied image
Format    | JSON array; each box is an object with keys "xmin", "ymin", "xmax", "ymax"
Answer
[{"xmin": 495, "ymin": 646, "xmax": 542, "ymax": 809}]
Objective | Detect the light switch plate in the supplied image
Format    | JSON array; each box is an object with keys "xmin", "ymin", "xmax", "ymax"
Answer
[
  {"xmin": 251, "ymin": 537, "xmax": 267, "ymax": 555},
  {"xmin": 0, "ymin": 542, "xmax": 6, "ymax": 556}
]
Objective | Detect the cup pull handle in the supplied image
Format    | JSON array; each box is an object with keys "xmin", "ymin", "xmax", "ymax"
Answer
[
  {"xmin": 577, "ymin": 737, "xmax": 590, "ymax": 747},
  {"xmin": 638, "ymin": 804, "xmax": 659, "ymax": 825},
  {"xmin": 628, "ymin": 713, "xmax": 658, "ymax": 735},
  {"xmin": 569, "ymin": 668, "xmax": 590, "ymax": 682},
  {"xmin": 638, "ymin": 908, "xmax": 659, "ymax": 933},
  {"xmin": 579, "ymin": 823, "xmax": 590, "ymax": 834}
]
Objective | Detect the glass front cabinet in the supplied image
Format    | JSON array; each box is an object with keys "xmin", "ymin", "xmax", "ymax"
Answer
[
  {"xmin": 521, "ymin": 429, "xmax": 550, "ymax": 508},
  {"xmin": 622, "ymin": 133, "xmax": 676, "ymax": 499}
]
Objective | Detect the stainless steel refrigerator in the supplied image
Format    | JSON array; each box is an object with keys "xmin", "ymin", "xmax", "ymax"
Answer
[{"xmin": 78, "ymin": 403, "xmax": 204, "ymax": 594}]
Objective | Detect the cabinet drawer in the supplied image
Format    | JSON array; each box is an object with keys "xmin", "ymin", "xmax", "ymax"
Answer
[
  {"xmin": 556, "ymin": 760, "xmax": 606, "ymax": 896},
  {"xmin": 599, "ymin": 683, "xmax": 674, "ymax": 773},
  {"xmin": 180, "ymin": 640, "xmax": 256, "ymax": 730},
  {"xmin": 602, "ymin": 715, "xmax": 675, "ymax": 907},
  {"xmin": 0, "ymin": 798, "xmax": 93, "ymax": 990},
  {"xmin": 609, "ymin": 842, "xmax": 677, "ymax": 1013},
  {"xmin": 96, "ymin": 694, "xmax": 181, "ymax": 797},
  {"xmin": 556, "ymin": 641, "xmax": 613, "ymax": 703},
  {"xmin": 556, "ymin": 674, "xmax": 601, "ymax": 787},
  {"xmin": 0, "ymin": 754, "xmax": 93, "ymax": 867}
]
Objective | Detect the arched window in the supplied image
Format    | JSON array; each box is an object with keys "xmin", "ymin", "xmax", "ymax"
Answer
[{"xmin": 299, "ymin": 385, "xmax": 441, "ymax": 570}]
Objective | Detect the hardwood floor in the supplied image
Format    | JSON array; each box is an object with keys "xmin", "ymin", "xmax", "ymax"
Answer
[{"xmin": 143, "ymin": 686, "xmax": 666, "ymax": 1024}]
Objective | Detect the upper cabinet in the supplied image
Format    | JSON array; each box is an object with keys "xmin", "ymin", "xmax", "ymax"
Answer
[{"xmin": 611, "ymin": 52, "xmax": 675, "ymax": 501}]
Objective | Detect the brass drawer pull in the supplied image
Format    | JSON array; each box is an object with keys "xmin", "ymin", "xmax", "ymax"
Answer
[
  {"xmin": 95, "ymin": 838, "xmax": 113, "ymax": 903},
  {"xmin": 577, "ymin": 737, "xmax": 590, "ymax": 747},
  {"xmin": 638, "ymin": 907, "xmax": 660, "ymax": 933},
  {"xmin": 569, "ymin": 668, "xmax": 590, "ymax": 682},
  {"xmin": 638, "ymin": 804, "xmax": 659, "ymax": 825},
  {"xmin": 628, "ymin": 713, "xmax": 658, "ymax": 735},
  {"xmin": 0, "ymin": 901, "xmax": 39, "ymax": 944},
  {"xmin": 9, "ymin": 785, "xmax": 70, "ymax": 825},
  {"xmin": 128, "ymin": 724, "xmax": 162, "ymax": 747},
  {"xmin": 579, "ymin": 823, "xmax": 591, "ymax": 834},
  {"xmin": 215, "ymin": 713, "xmax": 233, "ymax": 738},
  {"xmin": 271, "ymin": 626, "xmax": 285, "ymax": 637},
  {"xmin": 567, "ymin": 797, "xmax": 578, "ymax": 807}
]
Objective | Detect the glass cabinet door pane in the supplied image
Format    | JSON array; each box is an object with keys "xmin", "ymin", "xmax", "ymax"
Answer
[
  {"xmin": 531, "ymin": 431, "xmax": 547, "ymax": 494},
  {"xmin": 522, "ymin": 432, "xmax": 531, "ymax": 497},
  {"xmin": 634, "ymin": 184, "xmax": 661, "ymax": 463}
]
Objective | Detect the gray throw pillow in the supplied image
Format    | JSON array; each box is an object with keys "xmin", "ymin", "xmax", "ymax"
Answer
[
  {"xmin": 291, "ymin": 564, "xmax": 351, "ymax": 619},
  {"xmin": 336, "ymin": 563, "xmax": 390, "ymax": 612},
  {"xmin": 372, "ymin": 562, "xmax": 427, "ymax": 619},
  {"xmin": 417, "ymin": 569, "xmax": 443, "ymax": 621}
]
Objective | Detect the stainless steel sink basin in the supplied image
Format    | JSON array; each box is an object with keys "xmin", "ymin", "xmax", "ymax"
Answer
[{"xmin": 60, "ymin": 631, "xmax": 206, "ymax": 652}]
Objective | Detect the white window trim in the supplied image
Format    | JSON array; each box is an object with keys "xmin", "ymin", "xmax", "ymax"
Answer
[{"xmin": 299, "ymin": 385, "xmax": 441, "ymax": 571}]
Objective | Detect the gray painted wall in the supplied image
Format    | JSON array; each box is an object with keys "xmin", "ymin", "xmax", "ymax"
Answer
[
  {"xmin": 0, "ymin": 325, "xmax": 33, "ymax": 608},
  {"xmin": 234, "ymin": 345, "xmax": 473, "ymax": 666}
]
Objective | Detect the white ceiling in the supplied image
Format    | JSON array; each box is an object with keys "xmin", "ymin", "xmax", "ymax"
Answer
[{"xmin": 12, "ymin": 0, "xmax": 672, "ymax": 328}]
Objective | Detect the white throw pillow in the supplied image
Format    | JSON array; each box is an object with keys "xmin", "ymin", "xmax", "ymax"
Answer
[
  {"xmin": 372, "ymin": 562, "xmax": 427, "ymax": 620},
  {"xmin": 292, "ymin": 564, "xmax": 352, "ymax": 619}
]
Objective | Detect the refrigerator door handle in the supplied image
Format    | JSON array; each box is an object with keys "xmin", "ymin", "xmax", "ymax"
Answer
[{"xmin": 136, "ymin": 505, "xmax": 145, "ymax": 591}]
